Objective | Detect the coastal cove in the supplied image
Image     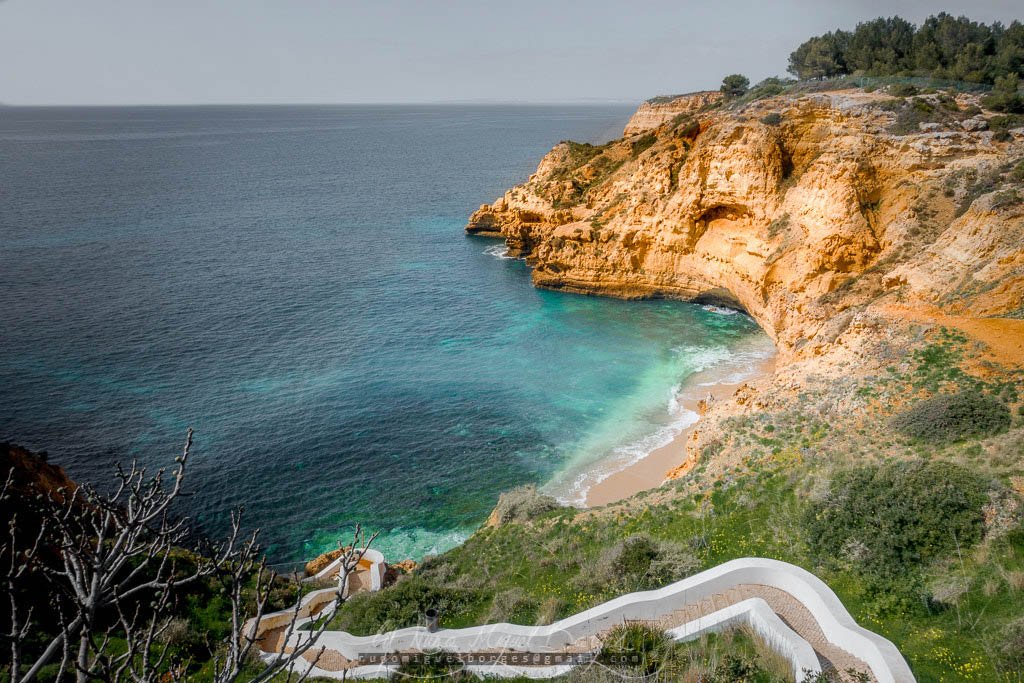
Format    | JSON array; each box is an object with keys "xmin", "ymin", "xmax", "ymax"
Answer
[{"xmin": 0, "ymin": 104, "xmax": 774, "ymax": 564}]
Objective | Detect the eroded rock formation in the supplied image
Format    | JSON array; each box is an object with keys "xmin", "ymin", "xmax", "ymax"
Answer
[
  {"xmin": 468, "ymin": 89, "xmax": 1024, "ymax": 482},
  {"xmin": 467, "ymin": 90, "xmax": 1024, "ymax": 357}
]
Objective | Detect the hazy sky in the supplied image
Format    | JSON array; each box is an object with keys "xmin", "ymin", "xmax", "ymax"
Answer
[{"xmin": 1, "ymin": 0, "xmax": 1021, "ymax": 105}]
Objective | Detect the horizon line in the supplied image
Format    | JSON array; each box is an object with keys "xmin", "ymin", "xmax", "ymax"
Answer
[{"xmin": 0, "ymin": 98, "xmax": 648, "ymax": 108}]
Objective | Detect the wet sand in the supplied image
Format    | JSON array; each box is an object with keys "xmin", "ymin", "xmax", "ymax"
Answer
[{"xmin": 585, "ymin": 353, "xmax": 776, "ymax": 507}]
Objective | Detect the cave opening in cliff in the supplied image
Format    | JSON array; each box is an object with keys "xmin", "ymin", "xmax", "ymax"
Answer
[
  {"xmin": 695, "ymin": 204, "xmax": 751, "ymax": 226},
  {"xmin": 691, "ymin": 287, "xmax": 748, "ymax": 313}
]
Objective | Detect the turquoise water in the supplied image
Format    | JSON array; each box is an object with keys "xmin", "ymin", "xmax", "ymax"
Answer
[{"xmin": 0, "ymin": 105, "xmax": 771, "ymax": 563}]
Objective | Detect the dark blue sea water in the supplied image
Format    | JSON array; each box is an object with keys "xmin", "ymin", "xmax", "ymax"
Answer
[{"xmin": 0, "ymin": 105, "xmax": 771, "ymax": 563}]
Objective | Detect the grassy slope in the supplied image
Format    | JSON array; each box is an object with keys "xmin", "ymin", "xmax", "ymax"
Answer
[{"xmin": 330, "ymin": 329, "xmax": 1024, "ymax": 682}]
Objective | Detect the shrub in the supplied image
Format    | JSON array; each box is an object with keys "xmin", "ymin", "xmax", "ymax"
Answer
[
  {"xmin": 888, "ymin": 83, "xmax": 919, "ymax": 97},
  {"xmin": 990, "ymin": 114, "xmax": 1024, "ymax": 142},
  {"xmin": 888, "ymin": 97, "xmax": 953, "ymax": 135},
  {"xmin": 991, "ymin": 189, "xmax": 1021, "ymax": 211},
  {"xmin": 630, "ymin": 132, "xmax": 657, "ymax": 158},
  {"xmin": 490, "ymin": 485, "xmax": 560, "ymax": 526},
  {"xmin": 804, "ymin": 460, "xmax": 989, "ymax": 577},
  {"xmin": 597, "ymin": 623, "xmax": 670, "ymax": 675},
  {"xmin": 330, "ymin": 576, "xmax": 480, "ymax": 635},
  {"xmin": 891, "ymin": 391, "xmax": 1011, "ymax": 443},
  {"xmin": 711, "ymin": 654, "xmax": 773, "ymax": 683},
  {"xmin": 982, "ymin": 74, "xmax": 1024, "ymax": 114},
  {"xmin": 674, "ymin": 118, "xmax": 701, "ymax": 138},
  {"xmin": 485, "ymin": 587, "xmax": 536, "ymax": 624},
  {"xmin": 577, "ymin": 534, "xmax": 698, "ymax": 593},
  {"xmin": 767, "ymin": 213, "xmax": 791, "ymax": 238},
  {"xmin": 1011, "ymin": 160, "xmax": 1024, "ymax": 182},
  {"xmin": 747, "ymin": 77, "xmax": 789, "ymax": 101},
  {"xmin": 760, "ymin": 112, "xmax": 783, "ymax": 126},
  {"xmin": 1000, "ymin": 617, "xmax": 1024, "ymax": 670}
]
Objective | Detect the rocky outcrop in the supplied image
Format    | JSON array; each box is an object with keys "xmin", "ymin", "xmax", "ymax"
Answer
[
  {"xmin": 467, "ymin": 89, "xmax": 1024, "ymax": 483},
  {"xmin": 623, "ymin": 91, "xmax": 723, "ymax": 136},
  {"xmin": 1, "ymin": 442, "xmax": 77, "ymax": 504},
  {"xmin": 467, "ymin": 90, "xmax": 1024, "ymax": 358}
]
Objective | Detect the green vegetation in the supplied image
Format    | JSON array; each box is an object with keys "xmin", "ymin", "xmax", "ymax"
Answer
[
  {"xmin": 574, "ymin": 533, "xmax": 697, "ymax": 595},
  {"xmin": 595, "ymin": 623, "xmax": 670, "ymax": 676},
  {"xmin": 595, "ymin": 624, "xmax": 795, "ymax": 682},
  {"xmin": 788, "ymin": 14, "xmax": 1024, "ymax": 86},
  {"xmin": 983, "ymin": 74, "xmax": 1024, "ymax": 113},
  {"xmin": 991, "ymin": 114, "xmax": 1024, "ymax": 142},
  {"xmin": 804, "ymin": 461, "xmax": 990, "ymax": 578},
  {"xmin": 892, "ymin": 391, "xmax": 1012, "ymax": 443},
  {"xmin": 557, "ymin": 140, "xmax": 604, "ymax": 169},
  {"xmin": 888, "ymin": 83, "xmax": 920, "ymax": 97},
  {"xmin": 547, "ymin": 141, "xmax": 624, "ymax": 209},
  {"xmin": 1012, "ymin": 160, "xmax": 1024, "ymax": 182},
  {"xmin": 720, "ymin": 74, "xmax": 750, "ymax": 98},
  {"xmin": 491, "ymin": 485, "xmax": 560, "ymax": 525},
  {"xmin": 630, "ymin": 132, "xmax": 657, "ymax": 157},
  {"xmin": 322, "ymin": 328, "xmax": 1024, "ymax": 681},
  {"xmin": 883, "ymin": 92, "xmax": 965, "ymax": 135},
  {"xmin": 760, "ymin": 112, "xmax": 783, "ymax": 126},
  {"xmin": 329, "ymin": 574, "xmax": 482, "ymax": 635},
  {"xmin": 766, "ymin": 213, "xmax": 791, "ymax": 239}
]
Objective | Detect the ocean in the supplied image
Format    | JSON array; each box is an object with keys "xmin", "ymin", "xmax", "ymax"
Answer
[{"xmin": 0, "ymin": 105, "xmax": 771, "ymax": 563}]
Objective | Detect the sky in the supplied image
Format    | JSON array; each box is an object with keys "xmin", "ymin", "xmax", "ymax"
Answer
[{"xmin": 1, "ymin": 0, "xmax": 1021, "ymax": 105}]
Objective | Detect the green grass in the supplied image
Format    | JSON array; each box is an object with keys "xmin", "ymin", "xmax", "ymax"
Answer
[
  {"xmin": 322, "ymin": 328, "xmax": 1024, "ymax": 681},
  {"xmin": 325, "ymin": 457, "xmax": 1023, "ymax": 680}
]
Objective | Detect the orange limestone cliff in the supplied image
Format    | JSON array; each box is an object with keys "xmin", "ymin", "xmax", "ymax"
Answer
[
  {"xmin": 623, "ymin": 91, "xmax": 724, "ymax": 136},
  {"xmin": 467, "ymin": 89, "xmax": 1024, "ymax": 357},
  {"xmin": 468, "ymin": 89, "xmax": 1024, "ymax": 482}
]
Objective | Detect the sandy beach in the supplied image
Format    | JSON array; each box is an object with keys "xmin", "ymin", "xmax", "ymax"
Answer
[{"xmin": 584, "ymin": 352, "xmax": 776, "ymax": 507}]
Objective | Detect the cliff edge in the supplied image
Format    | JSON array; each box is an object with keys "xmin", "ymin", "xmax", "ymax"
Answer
[{"xmin": 467, "ymin": 87, "xmax": 1024, "ymax": 482}]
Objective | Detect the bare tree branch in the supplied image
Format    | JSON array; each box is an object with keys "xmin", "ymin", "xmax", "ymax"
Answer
[{"xmin": 4, "ymin": 430, "xmax": 376, "ymax": 683}]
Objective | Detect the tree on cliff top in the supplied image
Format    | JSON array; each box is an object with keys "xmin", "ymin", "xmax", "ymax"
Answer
[
  {"xmin": 787, "ymin": 13, "xmax": 1024, "ymax": 85},
  {"xmin": 720, "ymin": 74, "xmax": 750, "ymax": 98}
]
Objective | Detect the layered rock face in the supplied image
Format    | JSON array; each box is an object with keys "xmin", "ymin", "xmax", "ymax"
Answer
[
  {"xmin": 623, "ymin": 91, "xmax": 724, "ymax": 135},
  {"xmin": 467, "ymin": 90, "xmax": 1024, "ymax": 360}
]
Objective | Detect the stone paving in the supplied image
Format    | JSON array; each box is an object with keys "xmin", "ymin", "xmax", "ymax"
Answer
[{"xmin": 258, "ymin": 582, "xmax": 878, "ymax": 680}]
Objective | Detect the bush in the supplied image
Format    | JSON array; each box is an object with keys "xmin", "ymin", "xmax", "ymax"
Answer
[
  {"xmin": 888, "ymin": 83, "xmax": 920, "ymax": 97},
  {"xmin": 891, "ymin": 390, "xmax": 1011, "ymax": 443},
  {"xmin": 485, "ymin": 587, "xmax": 536, "ymax": 624},
  {"xmin": 990, "ymin": 114, "xmax": 1024, "ymax": 142},
  {"xmin": 887, "ymin": 96, "xmax": 961, "ymax": 134},
  {"xmin": 577, "ymin": 534, "xmax": 698, "ymax": 593},
  {"xmin": 711, "ymin": 654, "xmax": 773, "ymax": 683},
  {"xmin": 1011, "ymin": 160, "xmax": 1024, "ymax": 182},
  {"xmin": 760, "ymin": 112, "xmax": 783, "ymax": 126},
  {"xmin": 982, "ymin": 74, "xmax": 1024, "ymax": 114},
  {"xmin": 597, "ymin": 623, "xmax": 670, "ymax": 675},
  {"xmin": 490, "ymin": 485, "xmax": 560, "ymax": 526},
  {"xmin": 804, "ymin": 460, "xmax": 989, "ymax": 577},
  {"xmin": 630, "ymin": 132, "xmax": 657, "ymax": 158},
  {"xmin": 330, "ymin": 576, "xmax": 480, "ymax": 635},
  {"xmin": 1000, "ymin": 617, "xmax": 1024, "ymax": 671}
]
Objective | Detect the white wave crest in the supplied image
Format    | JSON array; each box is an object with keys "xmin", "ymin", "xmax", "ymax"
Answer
[{"xmin": 483, "ymin": 243, "xmax": 514, "ymax": 260}]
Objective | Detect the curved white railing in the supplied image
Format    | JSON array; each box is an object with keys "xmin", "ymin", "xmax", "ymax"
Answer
[
  {"xmin": 304, "ymin": 548, "xmax": 387, "ymax": 592},
  {"xmin": 258, "ymin": 557, "xmax": 916, "ymax": 682},
  {"xmin": 665, "ymin": 597, "xmax": 820, "ymax": 681}
]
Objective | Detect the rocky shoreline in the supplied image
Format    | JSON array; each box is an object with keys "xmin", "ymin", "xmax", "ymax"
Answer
[{"xmin": 467, "ymin": 87, "xmax": 1024, "ymax": 486}]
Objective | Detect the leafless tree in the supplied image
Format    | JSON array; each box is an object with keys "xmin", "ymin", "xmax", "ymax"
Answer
[
  {"xmin": 212, "ymin": 522, "xmax": 377, "ymax": 683},
  {"xmin": 0, "ymin": 429, "xmax": 376, "ymax": 683}
]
